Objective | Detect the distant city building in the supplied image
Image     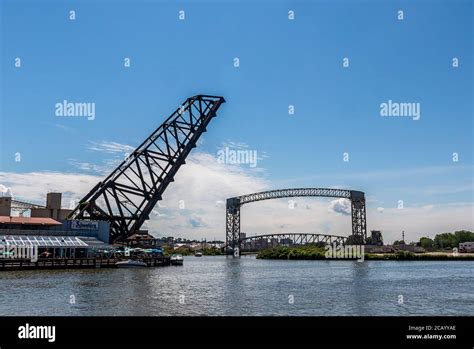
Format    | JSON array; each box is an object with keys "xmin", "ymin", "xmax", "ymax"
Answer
[
  {"xmin": 1, "ymin": 193, "xmax": 229, "ymax": 257},
  {"xmin": 125, "ymin": 231, "xmax": 160, "ymax": 248},
  {"xmin": 0, "ymin": 197, "xmax": 12, "ymax": 216},
  {"xmin": 0, "ymin": 192, "xmax": 112, "ymax": 259},
  {"xmin": 0, "ymin": 192, "xmax": 110, "ymax": 239},
  {"xmin": 370, "ymin": 230, "xmax": 384, "ymax": 246},
  {"xmin": 30, "ymin": 193, "xmax": 73, "ymax": 220}
]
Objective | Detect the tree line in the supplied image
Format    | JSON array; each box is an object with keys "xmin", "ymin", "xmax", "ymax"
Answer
[{"xmin": 417, "ymin": 230, "xmax": 473, "ymax": 249}]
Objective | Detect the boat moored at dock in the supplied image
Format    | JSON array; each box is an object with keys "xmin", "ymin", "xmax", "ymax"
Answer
[
  {"xmin": 170, "ymin": 254, "xmax": 184, "ymax": 265},
  {"xmin": 115, "ymin": 259, "xmax": 148, "ymax": 268}
]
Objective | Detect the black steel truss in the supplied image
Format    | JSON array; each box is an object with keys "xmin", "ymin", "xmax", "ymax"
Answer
[
  {"xmin": 10, "ymin": 200, "xmax": 45, "ymax": 217},
  {"xmin": 240, "ymin": 233, "xmax": 348, "ymax": 251},
  {"xmin": 226, "ymin": 188, "xmax": 367, "ymax": 253},
  {"xmin": 239, "ymin": 188, "xmax": 351, "ymax": 204},
  {"xmin": 69, "ymin": 95, "xmax": 225, "ymax": 243},
  {"xmin": 11, "ymin": 200, "xmax": 45, "ymax": 210},
  {"xmin": 350, "ymin": 190, "xmax": 367, "ymax": 245}
]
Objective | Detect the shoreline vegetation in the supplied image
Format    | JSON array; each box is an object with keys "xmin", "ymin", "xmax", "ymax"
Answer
[
  {"xmin": 163, "ymin": 245, "xmax": 223, "ymax": 256},
  {"xmin": 256, "ymin": 246, "xmax": 474, "ymax": 261}
]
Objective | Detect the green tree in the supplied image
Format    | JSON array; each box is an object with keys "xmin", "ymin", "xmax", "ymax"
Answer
[
  {"xmin": 419, "ymin": 237, "xmax": 434, "ymax": 249},
  {"xmin": 454, "ymin": 230, "xmax": 474, "ymax": 244},
  {"xmin": 434, "ymin": 233, "xmax": 457, "ymax": 249}
]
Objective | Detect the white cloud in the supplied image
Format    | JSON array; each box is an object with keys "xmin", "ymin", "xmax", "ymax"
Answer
[
  {"xmin": 240, "ymin": 197, "xmax": 351, "ymax": 237},
  {"xmin": 87, "ymin": 140, "xmax": 135, "ymax": 154},
  {"xmin": 147, "ymin": 152, "xmax": 269, "ymax": 239},
  {"xmin": 0, "ymin": 171, "xmax": 100, "ymax": 206},
  {"xmin": 0, "ymin": 151, "xmax": 269, "ymax": 239},
  {"xmin": 0, "ymin": 152, "xmax": 472, "ymax": 243},
  {"xmin": 0, "ymin": 184, "xmax": 13, "ymax": 198},
  {"xmin": 221, "ymin": 140, "xmax": 250, "ymax": 150},
  {"xmin": 218, "ymin": 140, "xmax": 269, "ymax": 165},
  {"xmin": 68, "ymin": 140, "xmax": 134, "ymax": 174},
  {"xmin": 68, "ymin": 158, "xmax": 121, "ymax": 175},
  {"xmin": 376, "ymin": 207, "xmax": 385, "ymax": 213},
  {"xmin": 328, "ymin": 198, "xmax": 351, "ymax": 216}
]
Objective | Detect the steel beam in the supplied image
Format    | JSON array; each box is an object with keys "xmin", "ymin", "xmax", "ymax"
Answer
[
  {"xmin": 240, "ymin": 233, "xmax": 348, "ymax": 251},
  {"xmin": 226, "ymin": 188, "xmax": 367, "ymax": 253},
  {"xmin": 69, "ymin": 95, "xmax": 225, "ymax": 243}
]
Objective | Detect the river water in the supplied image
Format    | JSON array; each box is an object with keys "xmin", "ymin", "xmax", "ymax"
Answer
[{"xmin": 0, "ymin": 256, "xmax": 472, "ymax": 316}]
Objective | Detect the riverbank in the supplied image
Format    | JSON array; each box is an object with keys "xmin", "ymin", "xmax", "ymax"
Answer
[
  {"xmin": 256, "ymin": 246, "xmax": 474, "ymax": 260},
  {"xmin": 163, "ymin": 245, "xmax": 223, "ymax": 256},
  {"xmin": 365, "ymin": 251, "xmax": 474, "ymax": 260}
]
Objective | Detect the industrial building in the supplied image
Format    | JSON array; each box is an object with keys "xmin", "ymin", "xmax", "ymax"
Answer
[{"xmin": 0, "ymin": 193, "xmax": 112, "ymax": 260}]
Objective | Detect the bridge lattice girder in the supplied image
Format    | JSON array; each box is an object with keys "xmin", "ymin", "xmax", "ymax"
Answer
[
  {"xmin": 11, "ymin": 200, "xmax": 45, "ymax": 210},
  {"xmin": 69, "ymin": 95, "xmax": 225, "ymax": 243},
  {"xmin": 238, "ymin": 188, "xmax": 351, "ymax": 204},
  {"xmin": 226, "ymin": 188, "xmax": 366, "ymax": 252},
  {"xmin": 240, "ymin": 233, "xmax": 348, "ymax": 251}
]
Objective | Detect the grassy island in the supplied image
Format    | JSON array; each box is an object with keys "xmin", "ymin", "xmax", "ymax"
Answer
[
  {"xmin": 163, "ymin": 245, "xmax": 223, "ymax": 256},
  {"xmin": 256, "ymin": 246, "xmax": 474, "ymax": 261}
]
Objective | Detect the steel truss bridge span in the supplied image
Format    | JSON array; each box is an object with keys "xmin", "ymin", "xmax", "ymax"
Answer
[
  {"xmin": 226, "ymin": 188, "xmax": 367, "ymax": 253},
  {"xmin": 69, "ymin": 95, "xmax": 225, "ymax": 243},
  {"xmin": 240, "ymin": 233, "xmax": 348, "ymax": 251}
]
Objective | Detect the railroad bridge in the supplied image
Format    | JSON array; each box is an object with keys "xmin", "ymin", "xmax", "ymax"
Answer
[
  {"xmin": 69, "ymin": 95, "xmax": 226, "ymax": 243},
  {"xmin": 240, "ymin": 232, "xmax": 348, "ymax": 252},
  {"xmin": 226, "ymin": 188, "xmax": 366, "ymax": 253}
]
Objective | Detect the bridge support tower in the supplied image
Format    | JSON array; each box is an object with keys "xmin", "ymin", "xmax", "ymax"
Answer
[{"xmin": 225, "ymin": 188, "xmax": 367, "ymax": 255}]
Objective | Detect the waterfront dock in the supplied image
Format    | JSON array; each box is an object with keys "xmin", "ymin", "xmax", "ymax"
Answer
[{"xmin": 0, "ymin": 256, "xmax": 171, "ymax": 271}]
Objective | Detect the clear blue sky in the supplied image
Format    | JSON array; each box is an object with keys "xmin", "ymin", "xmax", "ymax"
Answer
[{"xmin": 1, "ymin": 0, "xmax": 472, "ymax": 208}]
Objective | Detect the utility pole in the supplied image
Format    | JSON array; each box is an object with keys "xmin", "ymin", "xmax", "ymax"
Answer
[{"xmin": 402, "ymin": 230, "xmax": 405, "ymax": 244}]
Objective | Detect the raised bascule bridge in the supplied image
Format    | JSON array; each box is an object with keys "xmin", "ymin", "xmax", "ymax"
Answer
[
  {"xmin": 68, "ymin": 95, "xmax": 226, "ymax": 244},
  {"xmin": 226, "ymin": 188, "xmax": 367, "ymax": 255}
]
